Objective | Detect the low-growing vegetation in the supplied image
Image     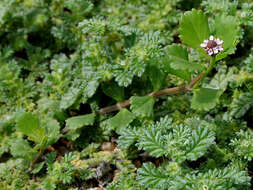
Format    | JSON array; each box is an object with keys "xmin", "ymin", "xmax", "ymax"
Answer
[{"xmin": 0, "ymin": 0, "xmax": 253, "ymax": 189}]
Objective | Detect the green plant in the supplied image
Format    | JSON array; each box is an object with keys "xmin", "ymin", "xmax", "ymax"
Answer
[{"xmin": 0, "ymin": 0, "xmax": 253, "ymax": 189}]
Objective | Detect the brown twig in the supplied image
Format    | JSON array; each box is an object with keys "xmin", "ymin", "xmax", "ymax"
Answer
[
  {"xmin": 61, "ymin": 70, "xmax": 206, "ymax": 134},
  {"xmin": 98, "ymin": 70, "xmax": 205, "ymax": 115}
]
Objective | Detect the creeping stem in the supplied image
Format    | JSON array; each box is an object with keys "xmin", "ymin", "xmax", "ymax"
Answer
[
  {"xmin": 98, "ymin": 59, "xmax": 216, "ymax": 115},
  {"xmin": 61, "ymin": 60, "xmax": 216, "ymax": 134}
]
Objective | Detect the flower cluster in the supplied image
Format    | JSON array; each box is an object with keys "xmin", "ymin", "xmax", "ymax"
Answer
[{"xmin": 200, "ymin": 36, "xmax": 223, "ymax": 56}]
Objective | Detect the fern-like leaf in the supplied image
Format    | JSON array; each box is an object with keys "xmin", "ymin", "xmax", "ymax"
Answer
[
  {"xmin": 137, "ymin": 127, "xmax": 168, "ymax": 157},
  {"xmin": 137, "ymin": 162, "xmax": 169, "ymax": 189},
  {"xmin": 230, "ymin": 92, "xmax": 253, "ymax": 118},
  {"xmin": 186, "ymin": 126, "xmax": 215, "ymax": 161}
]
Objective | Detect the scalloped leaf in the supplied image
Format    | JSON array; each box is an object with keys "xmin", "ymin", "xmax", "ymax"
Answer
[
  {"xmin": 10, "ymin": 139, "xmax": 36, "ymax": 161},
  {"xmin": 130, "ymin": 96, "xmax": 155, "ymax": 117},
  {"xmin": 191, "ymin": 88, "xmax": 222, "ymax": 111},
  {"xmin": 101, "ymin": 81, "xmax": 125, "ymax": 102},
  {"xmin": 214, "ymin": 14, "xmax": 238, "ymax": 53},
  {"xmin": 179, "ymin": 9, "xmax": 210, "ymax": 49},
  {"xmin": 108, "ymin": 108, "xmax": 135, "ymax": 133},
  {"xmin": 43, "ymin": 118, "xmax": 61, "ymax": 146},
  {"xmin": 163, "ymin": 62, "xmax": 191, "ymax": 82},
  {"xmin": 65, "ymin": 113, "xmax": 95, "ymax": 140},
  {"xmin": 16, "ymin": 112, "xmax": 46, "ymax": 144},
  {"xmin": 165, "ymin": 44, "xmax": 204, "ymax": 72},
  {"xmin": 147, "ymin": 63, "xmax": 166, "ymax": 91},
  {"xmin": 66, "ymin": 113, "xmax": 95, "ymax": 130}
]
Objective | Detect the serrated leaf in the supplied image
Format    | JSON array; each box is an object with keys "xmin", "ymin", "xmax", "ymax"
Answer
[
  {"xmin": 214, "ymin": 14, "xmax": 238, "ymax": 53},
  {"xmin": 137, "ymin": 162, "xmax": 169, "ymax": 189},
  {"xmin": 114, "ymin": 69, "xmax": 134, "ymax": 87},
  {"xmin": 161, "ymin": 56, "xmax": 191, "ymax": 82},
  {"xmin": 31, "ymin": 162, "xmax": 45, "ymax": 174},
  {"xmin": 65, "ymin": 113, "xmax": 95, "ymax": 140},
  {"xmin": 206, "ymin": 68, "xmax": 233, "ymax": 91},
  {"xmin": 43, "ymin": 118, "xmax": 61, "ymax": 146},
  {"xmin": 191, "ymin": 88, "xmax": 222, "ymax": 111},
  {"xmin": 16, "ymin": 112, "xmax": 46, "ymax": 143},
  {"xmin": 102, "ymin": 81, "xmax": 125, "ymax": 102},
  {"xmin": 66, "ymin": 113, "xmax": 95, "ymax": 130},
  {"xmin": 165, "ymin": 66, "xmax": 191, "ymax": 82},
  {"xmin": 137, "ymin": 127, "xmax": 168, "ymax": 157},
  {"xmin": 179, "ymin": 9, "xmax": 210, "ymax": 49},
  {"xmin": 166, "ymin": 44, "xmax": 204, "ymax": 72},
  {"xmin": 66, "ymin": 129, "xmax": 81, "ymax": 141},
  {"xmin": 186, "ymin": 127, "xmax": 215, "ymax": 161},
  {"xmin": 10, "ymin": 139, "xmax": 36, "ymax": 160},
  {"xmin": 130, "ymin": 96, "xmax": 155, "ymax": 117},
  {"xmin": 147, "ymin": 63, "xmax": 166, "ymax": 91},
  {"xmin": 108, "ymin": 108, "xmax": 135, "ymax": 133},
  {"xmin": 83, "ymin": 80, "xmax": 99, "ymax": 98},
  {"xmin": 230, "ymin": 93, "xmax": 253, "ymax": 118},
  {"xmin": 117, "ymin": 127, "xmax": 139, "ymax": 150},
  {"xmin": 60, "ymin": 87, "xmax": 81, "ymax": 109}
]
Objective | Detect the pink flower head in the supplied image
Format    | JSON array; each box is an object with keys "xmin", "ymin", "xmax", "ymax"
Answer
[{"xmin": 200, "ymin": 35, "xmax": 223, "ymax": 56}]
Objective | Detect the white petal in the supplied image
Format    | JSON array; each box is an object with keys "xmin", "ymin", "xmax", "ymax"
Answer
[
  {"xmin": 216, "ymin": 38, "xmax": 223, "ymax": 45},
  {"xmin": 200, "ymin": 43, "xmax": 207, "ymax": 47},
  {"xmin": 209, "ymin": 35, "xmax": 214, "ymax": 40},
  {"xmin": 204, "ymin": 40, "xmax": 208, "ymax": 43},
  {"xmin": 216, "ymin": 46, "xmax": 222, "ymax": 51},
  {"xmin": 208, "ymin": 50, "xmax": 213, "ymax": 55},
  {"xmin": 213, "ymin": 48, "xmax": 218, "ymax": 54}
]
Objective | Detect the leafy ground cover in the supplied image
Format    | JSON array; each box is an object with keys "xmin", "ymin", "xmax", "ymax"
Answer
[{"xmin": 0, "ymin": 0, "xmax": 253, "ymax": 189}]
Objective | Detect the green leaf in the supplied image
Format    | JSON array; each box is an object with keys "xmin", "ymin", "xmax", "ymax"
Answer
[
  {"xmin": 102, "ymin": 81, "xmax": 125, "ymax": 102},
  {"xmin": 191, "ymin": 88, "xmax": 222, "ymax": 111},
  {"xmin": 179, "ymin": 9, "xmax": 210, "ymax": 49},
  {"xmin": 166, "ymin": 44, "xmax": 204, "ymax": 72},
  {"xmin": 214, "ymin": 14, "xmax": 238, "ymax": 53},
  {"xmin": 43, "ymin": 118, "xmax": 61, "ymax": 146},
  {"xmin": 10, "ymin": 138, "xmax": 36, "ymax": 160},
  {"xmin": 146, "ymin": 63, "xmax": 166, "ymax": 91},
  {"xmin": 31, "ymin": 162, "xmax": 45, "ymax": 174},
  {"xmin": 161, "ymin": 56, "xmax": 191, "ymax": 82},
  {"xmin": 83, "ymin": 80, "xmax": 99, "ymax": 99},
  {"xmin": 230, "ymin": 93, "xmax": 253, "ymax": 118},
  {"xmin": 130, "ymin": 96, "xmax": 155, "ymax": 117},
  {"xmin": 137, "ymin": 127, "xmax": 168, "ymax": 157},
  {"xmin": 16, "ymin": 112, "xmax": 46, "ymax": 143},
  {"xmin": 60, "ymin": 87, "xmax": 81, "ymax": 109},
  {"xmin": 186, "ymin": 127, "xmax": 215, "ymax": 161},
  {"xmin": 108, "ymin": 108, "xmax": 135, "ymax": 133},
  {"xmin": 137, "ymin": 162, "xmax": 169, "ymax": 189},
  {"xmin": 117, "ymin": 127, "xmax": 140, "ymax": 150},
  {"xmin": 206, "ymin": 68, "xmax": 233, "ymax": 92},
  {"xmin": 164, "ymin": 65, "xmax": 191, "ymax": 82},
  {"xmin": 230, "ymin": 130, "xmax": 253, "ymax": 161},
  {"xmin": 65, "ymin": 113, "xmax": 95, "ymax": 140},
  {"xmin": 66, "ymin": 113, "xmax": 95, "ymax": 130}
]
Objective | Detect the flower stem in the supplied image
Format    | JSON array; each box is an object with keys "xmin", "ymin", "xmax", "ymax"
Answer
[{"xmin": 193, "ymin": 57, "xmax": 216, "ymax": 89}]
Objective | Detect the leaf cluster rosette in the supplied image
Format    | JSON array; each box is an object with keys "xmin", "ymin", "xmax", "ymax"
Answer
[
  {"xmin": 176, "ymin": 9, "xmax": 239, "ymax": 111},
  {"xmin": 179, "ymin": 9, "xmax": 239, "ymax": 61}
]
